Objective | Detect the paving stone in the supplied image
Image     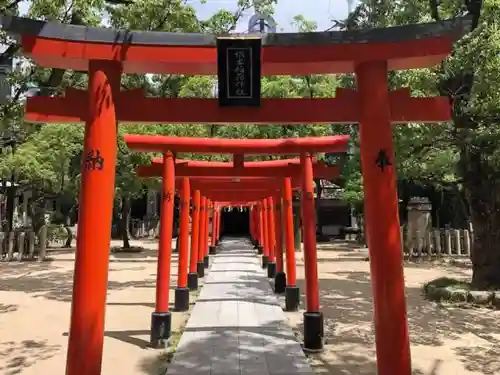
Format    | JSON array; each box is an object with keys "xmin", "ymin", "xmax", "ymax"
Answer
[{"xmin": 166, "ymin": 238, "xmax": 314, "ymax": 375}]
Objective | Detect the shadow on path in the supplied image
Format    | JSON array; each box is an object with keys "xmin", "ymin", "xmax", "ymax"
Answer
[
  {"xmin": 0, "ymin": 303, "xmax": 17, "ymax": 314},
  {"xmin": 0, "ymin": 269, "xmax": 158, "ymax": 302},
  {"xmin": 289, "ymin": 270, "xmax": 500, "ymax": 375},
  {"xmin": 140, "ymin": 318, "xmax": 309, "ymax": 375},
  {"xmin": 0, "ymin": 339, "xmax": 61, "ymax": 375},
  {"xmin": 62, "ymin": 329, "xmax": 151, "ymax": 350}
]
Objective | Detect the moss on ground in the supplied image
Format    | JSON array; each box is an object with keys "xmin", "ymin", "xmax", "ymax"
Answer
[
  {"xmin": 110, "ymin": 246, "xmax": 145, "ymax": 253},
  {"xmin": 166, "ymin": 287, "xmax": 201, "ymax": 360},
  {"xmin": 423, "ymin": 276, "xmax": 500, "ymax": 308},
  {"xmin": 139, "ymin": 286, "xmax": 202, "ymax": 375}
]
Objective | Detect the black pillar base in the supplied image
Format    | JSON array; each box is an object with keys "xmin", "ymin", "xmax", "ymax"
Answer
[
  {"xmin": 187, "ymin": 272, "xmax": 198, "ymax": 291},
  {"xmin": 261, "ymin": 255, "xmax": 269, "ymax": 269},
  {"xmin": 174, "ymin": 287, "xmax": 190, "ymax": 311},
  {"xmin": 257, "ymin": 246, "xmax": 264, "ymax": 254},
  {"xmin": 267, "ymin": 262, "xmax": 276, "ymax": 278},
  {"xmin": 150, "ymin": 311, "xmax": 172, "ymax": 349},
  {"xmin": 274, "ymin": 272, "xmax": 287, "ymax": 294},
  {"xmin": 196, "ymin": 261, "xmax": 205, "ymax": 278},
  {"xmin": 209, "ymin": 246, "xmax": 217, "ymax": 255},
  {"xmin": 285, "ymin": 286, "xmax": 300, "ymax": 311},
  {"xmin": 203, "ymin": 255, "xmax": 210, "ymax": 268},
  {"xmin": 303, "ymin": 312, "xmax": 324, "ymax": 352}
]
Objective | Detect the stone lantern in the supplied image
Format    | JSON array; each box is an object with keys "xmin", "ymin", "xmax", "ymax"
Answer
[{"xmin": 406, "ymin": 196, "xmax": 432, "ymax": 254}]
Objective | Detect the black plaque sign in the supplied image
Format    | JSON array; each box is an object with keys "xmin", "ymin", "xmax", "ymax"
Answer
[{"xmin": 217, "ymin": 37, "xmax": 261, "ymax": 107}]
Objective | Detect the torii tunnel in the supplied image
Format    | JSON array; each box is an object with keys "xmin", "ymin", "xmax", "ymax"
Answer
[
  {"xmin": 126, "ymin": 134, "xmax": 349, "ymax": 352},
  {"xmin": 135, "ymin": 156, "xmax": 340, "ymax": 247},
  {"xmin": 138, "ymin": 158, "xmax": 337, "ymax": 256},
  {"xmin": 0, "ymin": 12, "xmax": 473, "ymax": 375}
]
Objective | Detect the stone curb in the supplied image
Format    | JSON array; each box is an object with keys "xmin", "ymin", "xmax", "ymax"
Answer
[{"xmin": 424, "ymin": 284, "xmax": 500, "ymax": 308}]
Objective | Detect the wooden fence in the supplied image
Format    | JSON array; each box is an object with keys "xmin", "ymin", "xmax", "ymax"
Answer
[
  {"xmin": 130, "ymin": 218, "xmax": 160, "ymax": 238},
  {"xmin": 1, "ymin": 222, "xmax": 474, "ymax": 262},
  {"xmin": 401, "ymin": 227, "xmax": 473, "ymax": 259},
  {"xmin": 342, "ymin": 225, "xmax": 473, "ymax": 260}
]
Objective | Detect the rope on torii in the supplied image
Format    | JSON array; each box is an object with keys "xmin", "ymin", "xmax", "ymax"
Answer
[{"xmin": 222, "ymin": 206, "xmax": 245, "ymax": 212}]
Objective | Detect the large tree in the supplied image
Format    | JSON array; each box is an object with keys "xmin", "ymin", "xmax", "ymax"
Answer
[
  {"xmin": 0, "ymin": 0, "xmax": 280, "ymax": 247},
  {"xmin": 341, "ymin": 0, "xmax": 500, "ymax": 288}
]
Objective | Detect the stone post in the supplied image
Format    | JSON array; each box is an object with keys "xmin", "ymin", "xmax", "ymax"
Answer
[{"xmin": 406, "ymin": 197, "xmax": 432, "ymax": 257}]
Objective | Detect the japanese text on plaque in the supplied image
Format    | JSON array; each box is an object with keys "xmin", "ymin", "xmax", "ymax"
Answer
[{"xmin": 233, "ymin": 50, "xmax": 248, "ymax": 97}]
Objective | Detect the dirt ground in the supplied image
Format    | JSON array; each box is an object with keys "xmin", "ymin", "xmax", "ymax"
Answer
[
  {"xmin": 0, "ymin": 239, "xmax": 195, "ymax": 375},
  {"xmin": 282, "ymin": 242, "xmax": 500, "ymax": 375},
  {"xmin": 2, "ymin": 238, "xmax": 499, "ymax": 375}
]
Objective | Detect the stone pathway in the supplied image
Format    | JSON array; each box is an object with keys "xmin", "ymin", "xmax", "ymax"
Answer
[{"xmin": 167, "ymin": 238, "xmax": 313, "ymax": 375}]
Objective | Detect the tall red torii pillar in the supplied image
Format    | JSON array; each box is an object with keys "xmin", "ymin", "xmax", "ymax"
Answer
[
  {"xmin": 188, "ymin": 189, "xmax": 201, "ymax": 290},
  {"xmin": 209, "ymin": 205, "xmax": 220, "ymax": 254},
  {"xmin": 151, "ymin": 151, "xmax": 177, "ymax": 349},
  {"xmin": 2, "ymin": 13, "xmax": 473, "ymax": 375},
  {"xmin": 198, "ymin": 196, "xmax": 210, "ymax": 269}
]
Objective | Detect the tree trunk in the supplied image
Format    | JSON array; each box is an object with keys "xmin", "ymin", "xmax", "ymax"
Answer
[
  {"xmin": 37, "ymin": 225, "xmax": 47, "ymax": 261},
  {"xmin": 4, "ymin": 142, "xmax": 17, "ymax": 233},
  {"xmin": 4, "ymin": 180, "xmax": 15, "ymax": 232},
  {"xmin": 464, "ymin": 158, "xmax": 500, "ymax": 289},
  {"xmin": 293, "ymin": 203, "xmax": 302, "ymax": 251},
  {"xmin": 361, "ymin": 215, "xmax": 368, "ymax": 245},
  {"xmin": 64, "ymin": 226, "xmax": 73, "ymax": 248},
  {"xmin": 433, "ymin": 3, "xmax": 485, "ymax": 286},
  {"xmin": 30, "ymin": 190, "xmax": 46, "ymax": 235},
  {"xmin": 314, "ymin": 179, "xmax": 323, "ymax": 236},
  {"xmin": 469, "ymin": 209, "xmax": 500, "ymax": 289},
  {"xmin": 63, "ymin": 212, "xmax": 73, "ymax": 247},
  {"xmin": 29, "ymin": 190, "xmax": 48, "ymax": 253},
  {"xmin": 120, "ymin": 197, "xmax": 131, "ymax": 249}
]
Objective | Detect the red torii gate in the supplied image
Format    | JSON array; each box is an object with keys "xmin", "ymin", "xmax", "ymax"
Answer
[
  {"xmin": 0, "ymin": 13, "xmax": 473, "ymax": 375},
  {"xmin": 137, "ymin": 150, "xmax": 340, "ymax": 280},
  {"xmin": 177, "ymin": 179, "xmax": 302, "ymax": 267},
  {"xmin": 156, "ymin": 157, "xmax": 310, "ymax": 166},
  {"xmin": 127, "ymin": 134, "xmax": 349, "ymax": 154},
  {"xmin": 139, "ymin": 168, "xmax": 309, "ymax": 309},
  {"xmin": 137, "ymin": 157, "xmax": 322, "ymax": 346},
  {"xmin": 191, "ymin": 186, "xmax": 290, "ymax": 288},
  {"xmin": 196, "ymin": 186, "xmax": 284, "ymax": 272},
  {"xmin": 126, "ymin": 134, "xmax": 349, "ymax": 353},
  {"xmin": 138, "ymin": 160, "xmax": 339, "ymax": 178},
  {"xmin": 137, "ymin": 155, "xmax": 340, "ymax": 284},
  {"xmin": 139, "ymin": 154, "xmax": 343, "ymax": 310}
]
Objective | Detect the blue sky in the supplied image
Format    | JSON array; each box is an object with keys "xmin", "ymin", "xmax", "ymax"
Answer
[
  {"xmin": 18, "ymin": 0, "xmax": 357, "ymax": 31},
  {"xmin": 191, "ymin": 0, "xmax": 356, "ymax": 31}
]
